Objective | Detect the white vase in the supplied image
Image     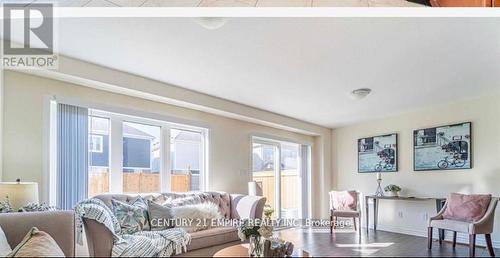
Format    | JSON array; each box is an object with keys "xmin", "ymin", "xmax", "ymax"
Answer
[{"xmin": 387, "ymin": 191, "xmax": 399, "ymax": 197}]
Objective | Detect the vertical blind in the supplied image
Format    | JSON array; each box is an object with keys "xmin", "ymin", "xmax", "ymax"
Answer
[{"xmin": 57, "ymin": 103, "xmax": 88, "ymax": 210}]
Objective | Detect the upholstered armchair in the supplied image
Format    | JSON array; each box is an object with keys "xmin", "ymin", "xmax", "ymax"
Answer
[
  {"xmin": 329, "ymin": 190, "xmax": 361, "ymax": 235},
  {"xmin": 428, "ymin": 195, "xmax": 498, "ymax": 258},
  {"xmin": 0, "ymin": 211, "xmax": 75, "ymax": 257}
]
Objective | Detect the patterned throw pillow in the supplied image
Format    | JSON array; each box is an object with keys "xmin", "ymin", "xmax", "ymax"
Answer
[
  {"xmin": 112, "ymin": 197, "xmax": 149, "ymax": 235},
  {"xmin": 129, "ymin": 197, "xmax": 150, "ymax": 231}
]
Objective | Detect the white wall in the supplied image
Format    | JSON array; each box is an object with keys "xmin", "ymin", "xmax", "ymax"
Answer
[
  {"xmin": 332, "ymin": 92, "xmax": 500, "ymax": 247},
  {"xmin": 2, "ymin": 71, "xmax": 332, "ymax": 218}
]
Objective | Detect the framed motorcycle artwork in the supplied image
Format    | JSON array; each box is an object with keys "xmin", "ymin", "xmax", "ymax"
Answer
[
  {"xmin": 413, "ymin": 122, "xmax": 472, "ymax": 171},
  {"xmin": 358, "ymin": 133, "xmax": 398, "ymax": 173}
]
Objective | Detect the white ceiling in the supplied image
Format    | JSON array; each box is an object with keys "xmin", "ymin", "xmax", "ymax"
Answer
[{"xmin": 53, "ymin": 17, "xmax": 500, "ymax": 128}]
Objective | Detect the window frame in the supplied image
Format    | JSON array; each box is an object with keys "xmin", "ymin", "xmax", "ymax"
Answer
[
  {"xmin": 89, "ymin": 109, "xmax": 208, "ymax": 194},
  {"xmin": 89, "ymin": 134, "xmax": 104, "ymax": 153},
  {"xmin": 170, "ymin": 130, "xmax": 203, "ymax": 171},
  {"xmin": 47, "ymin": 97, "xmax": 210, "ymax": 205},
  {"xmin": 122, "ymin": 135, "xmax": 154, "ymax": 171},
  {"xmin": 251, "ymin": 135, "xmax": 312, "ymax": 220},
  {"xmin": 169, "ymin": 127, "xmax": 206, "ymax": 192}
]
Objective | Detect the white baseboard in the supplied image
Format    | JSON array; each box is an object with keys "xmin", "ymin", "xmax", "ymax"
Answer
[{"xmin": 373, "ymin": 224, "xmax": 500, "ymax": 249}]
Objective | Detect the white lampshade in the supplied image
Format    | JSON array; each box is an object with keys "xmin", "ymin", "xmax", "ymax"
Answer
[
  {"xmin": 248, "ymin": 181, "xmax": 263, "ymax": 196},
  {"xmin": 0, "ymin": 181, "xmax": 39, "ymax": 210}
]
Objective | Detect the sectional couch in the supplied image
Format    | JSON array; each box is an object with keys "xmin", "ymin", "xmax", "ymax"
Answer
[{"xmin": 83, "ymin": 191, "xmax": 266, "ymax": 257}]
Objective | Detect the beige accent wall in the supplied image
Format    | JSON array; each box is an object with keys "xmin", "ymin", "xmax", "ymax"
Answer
[
  {"xmin": 332, "ymin": 92, "xmax": 500, "ymax": 247},
  {"xmin": 2, "ymin": 70, "xmax": 332, "ymax": 218}
]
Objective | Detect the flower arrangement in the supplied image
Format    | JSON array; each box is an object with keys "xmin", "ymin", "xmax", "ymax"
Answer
[
  {"xmin": 237, "ymin": 205, "xmax": 275, "ymax": 256},
  {"xmin": 237, "ymin": 219, "xmax": 261, "ymax": 242},
  {"xmin": 263, "ymin": 205, "xmax": 274, "ymax": 218},
  {"xmin": 260, "ymin": 205, "xmax": 274, "ymax": 238}
]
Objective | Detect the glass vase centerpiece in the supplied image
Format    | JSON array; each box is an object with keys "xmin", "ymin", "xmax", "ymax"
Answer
[{"xmin": 237, "ymin": 205, "xmax": 274, "ymax": 257}]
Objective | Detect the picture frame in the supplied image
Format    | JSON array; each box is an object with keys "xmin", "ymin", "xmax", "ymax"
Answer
[
  {"xmin": 413, "ymin": 122, "xmax": 472, "ymax": 171},
  {"xmin": 358, "ymin": 133, "xmax": 398, "ymax": 173}
]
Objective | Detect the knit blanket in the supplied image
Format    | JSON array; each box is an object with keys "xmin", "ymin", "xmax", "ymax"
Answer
[{"xmin": 75, "ymin": 198, "xmax": 191, "ymax": 257}]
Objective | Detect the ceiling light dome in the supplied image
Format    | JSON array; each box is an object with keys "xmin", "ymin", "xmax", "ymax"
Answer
[
  {"xmin": 349, "ymin": 88, "xmax": 372, "ymax": 100},
  {"xmin": 194, "ymin": 17, "xmax": 227, "ymax": 30}
]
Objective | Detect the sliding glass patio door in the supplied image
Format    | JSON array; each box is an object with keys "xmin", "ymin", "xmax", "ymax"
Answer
[
  {"xmin": 252, "ymin": 137, "xmax": 310, "ymax": 220},
  {"xmin": 280, "ymin": 142, "xmax": 301, "ymax": 219},
  {"xmin": 252, "ymin": 140, "xmax": 279, "ymax": 218}
]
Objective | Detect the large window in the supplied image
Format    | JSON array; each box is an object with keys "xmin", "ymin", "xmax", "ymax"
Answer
[
  {"xmin": 122, "ymin": 122, "xmax": 161, "ymax": 193},
  {"xmin": 88, "ymin": 116, "xmax": 110, "ymax": 197},
  {"xmin": 170, "ymin": 129, "xmax": 203, "ymax": 192},
  {"xmin": 87, "ymin": 110, "xmax": 207, "ymax": 197}
]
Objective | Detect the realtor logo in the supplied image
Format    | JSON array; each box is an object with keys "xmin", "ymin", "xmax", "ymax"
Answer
[{"xmin": 2, "ymin": 3, "xmax": 58, "ymax": 69}]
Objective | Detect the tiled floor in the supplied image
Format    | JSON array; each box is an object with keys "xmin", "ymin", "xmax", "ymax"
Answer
[{"xmin": 24, "ymin": 0, "xmax": 428, "ymax": 7}]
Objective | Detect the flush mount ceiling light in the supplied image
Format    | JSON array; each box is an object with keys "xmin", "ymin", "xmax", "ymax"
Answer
[
  {"xmin": 349, "ymin": 88, "xmax": 372, "ymax": 100},
  {"xmin": 193, "ymin": 17, "xmax": 227, "ymax": 30}
]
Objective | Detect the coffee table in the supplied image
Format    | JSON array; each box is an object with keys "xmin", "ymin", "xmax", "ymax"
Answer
[{"xmin": 213, "ymin": 243, "xmax": 309, "ymax": 257}]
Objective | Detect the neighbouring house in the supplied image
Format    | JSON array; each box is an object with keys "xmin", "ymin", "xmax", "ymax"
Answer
[
  {"xmin": 170, "ymin": 130, "xmax": 202, "ymax": 191},
  {"xmin": 89, "ymin": 121, "xmax": 157, "ymax": 172}
]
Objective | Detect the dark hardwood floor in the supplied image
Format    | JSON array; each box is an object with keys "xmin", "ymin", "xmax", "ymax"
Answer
[{"xmin": 274, "ymin": 227, "xmax": 499, "ymax": 257}]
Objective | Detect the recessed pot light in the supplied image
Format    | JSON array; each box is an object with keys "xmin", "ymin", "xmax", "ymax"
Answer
[{"xmin": 349, "ymin": 88, "xmax": 372, "ymax": 100}]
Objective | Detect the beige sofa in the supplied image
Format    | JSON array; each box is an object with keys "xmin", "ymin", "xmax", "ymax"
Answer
[
  {"xmin": 83, "ymin": 192, "xmax": 266, "ymax": 257},
  {"xmin": 0, "ymin": 211, "xmax": 75, "ymax": 257}
]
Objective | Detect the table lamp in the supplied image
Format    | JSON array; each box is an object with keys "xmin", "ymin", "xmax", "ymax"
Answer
[
  {"xmin": 0, "ymin": 179, "xmax": 39, "ymax": 211},
  {"xmin": 248, "ymin": 181, "xmax": 263, "ymax": 196}
]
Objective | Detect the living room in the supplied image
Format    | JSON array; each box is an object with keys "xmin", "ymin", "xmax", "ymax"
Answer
[{"xmin": 0, "ymin": 2, "xmax": 499, "ymax": 258}]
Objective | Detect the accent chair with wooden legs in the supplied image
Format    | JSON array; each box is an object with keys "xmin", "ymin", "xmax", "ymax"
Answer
[
  {"xmin": 329, "ymin": 190, "xmax": 362, "ymax": 235},
  {"xmin": 428, "ymin": 194, "xmax": 498, "ymax": 258}
]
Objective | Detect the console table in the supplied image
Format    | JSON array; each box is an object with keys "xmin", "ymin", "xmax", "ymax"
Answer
[{"xmin": 365, "ymin": 195, "xmax": 446, "ymax": 239}]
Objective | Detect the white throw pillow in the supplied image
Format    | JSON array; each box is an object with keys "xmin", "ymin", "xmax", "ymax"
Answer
[
  {"xmin": 167, "ymin": 196, "xmax": 202, "ymax": 207},
  {"xmin": 171, "ymin": 202, "xmax": 222, "ymax": 233},
  {"xmin": 0, "ymin": 225, "xmax": 12, "ymax": 256}
]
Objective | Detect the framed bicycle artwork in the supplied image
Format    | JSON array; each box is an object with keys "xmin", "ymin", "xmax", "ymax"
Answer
[
  {"xmin": 358, "ymin": 133, "xmax": 398, "ymax": 173},
  {"xmin": 413, "ymin": 122, "xmax": 472, "ymax": 171}
]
